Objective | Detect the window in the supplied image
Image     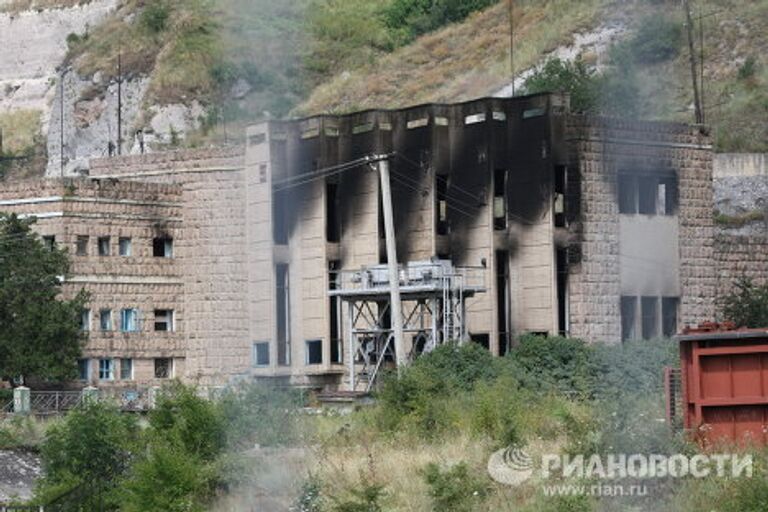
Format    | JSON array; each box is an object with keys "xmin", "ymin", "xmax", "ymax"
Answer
[
  {"xmin": 470, "ymin": 333, "xmax": 490, "ymax": 350},
  {"xmin": 80, "ymin": 309, "xmax": 91, "ymax": 331},
  {"xmin": 329, "ymin": 261, "xmax": 343, "ymax": 364},
  {"xmin": 99, "ymin": 309, "xmax": 112, "ymax": 331},
  {"xmin": 98, "ymin": 237, "xmax": 110, "ymax": 256},
  {"xmin": 253, "ymin": 342, "xmax": 270, "ymax": 367},
  {"xmin": 118, "ymin": 237, "xmax": 132, "ymax": 256},
  {"xmin": 154, "ymin": 358, "xmax": 172, "ymax": 379},
  {"xmin": 493, "ymin": 169, "xmax": 507, "ymax": 230},
  {"xmin": 153, "ymin": 237, "xmax": 173, "ymax": 258},
  {"xmin": 120, "ymin": 358, "xmax": 133, "ymax": 380},
  {"xmin": 641, "ymin": 296, "xmax": 659, "ymax": 340},
  {"xmin": 306, "ymin": 339, "xmax": 323, "ymax": 365},
  {"xmin": 76, "ymin": 236, "xmax": 89, "ymax": 256},
  {"xmin": 436, "ymin": 176, "xmax": 449, "ymax": 235},
  {"xmin": 621, "ymin": 296, "xmax": 638, "ymax": 342},
  {"xmin": 98, "ymin": 359, "xmax": 114, "ymax": 380},
  {"xmin": 120, "ymin": 308, "xmax": 139, "ymax": 332},
  {"xmin": 154, "ymin": 309, "xmax": 174, "ymax": 332},
  {"xmin": 42, "ymin": 236, "xmax": 56, "ymax": 251},
  {"xmin": 618, "ymin": 172, "xmax": 678, "ymax": 215},
  {"xmin": 77, "ymin": 359, "xmax": 90, "ymax": 380},
  {"xmin": 662, "ymin": 297, "xmax": 679, "ymax": 337},
  {"xmin": 276, "ymin": 264, "xmax": 290, "ymax": 366},
  {"xmin": 326, "ymin": 182, "xmax": 341, "ymax": 243}
]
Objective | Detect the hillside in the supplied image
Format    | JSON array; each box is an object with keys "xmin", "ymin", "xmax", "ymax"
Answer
[{"xmin": 299, "ymin": 0, "xmax": 768, "ymax": 152}]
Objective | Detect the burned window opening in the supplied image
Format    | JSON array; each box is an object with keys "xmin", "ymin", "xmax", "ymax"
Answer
[
  {"xmin": 662, "ymin": 297, "xmax": 679, "ymax": 337},
  {"xmin": 470, "ymin": 333, "xmax": 490, "ymax": 350},
  {"xmin": 326, "ymin": 181, "xmax": 341, "ymax": 243},
  {"xmin": 276, "ymin": 263, "xmax": 290, "ymax": 366},
  {"xmin": 618, "ymin": 171, "xmax": 678, "ymax": 215},
  {"xmin": 621, "ymin": 296, "xmax": 638, "ymax": 342},
  {"xmin": 153, "ymin": 237, "xmax": 173, "ymax": 258},
  {"xmin": 641, "ymin": 296, "xmax": 659, "ymax": 340},
  {"xmin": 493, "ymin": 169, "xmax": 507, "ymax": 231},
  {"xmin": 436, "ymin": 175, "xmax": 450, "ymax": 235},
  {"xmin": 273, "ymin": 189, "xmax": 289, "ymax": 245},
  {"xmin": 97, "ymin": 236, "xmax": 110, "ymax": 256},
  {"xmin": 554, "ymin": 166, "xmax": 567, "ymax": 228},
  {"xmin": 329, "ymin": 260, "xmax": 342, "ymax": 364},
  {"xmin": 306, "ymin": 339, "xmax": 323, "ymax": 365},
  {"xmin": 496, "ymin": 250, "xmax": 510, "ymax": 356},
  {"xmin": 556, "ymin": 248, "xmax": 568, "ymax": 336}
]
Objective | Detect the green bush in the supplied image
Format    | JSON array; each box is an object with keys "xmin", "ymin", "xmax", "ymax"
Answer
[
  {"xmin": 382, "ymin": 0, "xmax": 496, "ymax": 43},
  {"xmin": 720, "ymin": 277, "xmax": 768, "ymax": 328},
  {"xmin": 522, "ymin": 58, "xmax": 598, "ymax": 113},
  {"xmin": 593, "ymin": 338, "xmax": 678, "ymax": 400},
  {"xmin": 627, "ymin": 16, "xmax": 682, "ymax": 64},
  {"xmin": 332, "ymin": 479, "xmax": 386, "ymax": 512},
  {"xmin": 422, "ymin": 462, "xmax": 489, "ymax": 512},
  {"xmin": 148, "ymin": 383, "xmax": 226, "ymax": 462},
  {"xmin": 141, "ymin": 2, "xmax": 172, "ymax": 34},
  {"xmin": 738, "ymin": 56, "xmax": 757, "ymax": 81}
]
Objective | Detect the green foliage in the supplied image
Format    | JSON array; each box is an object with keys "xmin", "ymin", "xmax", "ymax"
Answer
[
  {"xmin": 219, "ymin": 381, "xmax": 304, "ymax": 448},
  {"xmin": 0, "ymin": 214, "xmax": 87, "ymax": 383},
  {"xmin": 522, "ymin": 58, "xmax": 597, "ymax": 113},
  {"xmin": 626, "ymin": 16, "xmax": 682, "ymax": 64},
  {"xmin": 294, "ymin": 476, "xmax": 326, "ymax": 512},
  {"xmin": 422, "ymin": 462, "xmax": 489, "ymax": 512},
  {"xmin": 593, "ymin": 338, "xmax": 678, "ymax": 400},
  {"xmin": 121, "ymin": 442, "xmax": 213, "ymax": 512},
  {"xmin": 738, "ymin": 56, "xmax": 758, "ymax": 81},
  {"xmin": 332, "ymin": 479, "xmax": 386, "ymax": 512},
  {"xmin": 719, "ymin": 277, "xmax": 768, "ymax": 328},
  {"xmin": 507, "ymin": 334, "xmax": 599, "ymax": 397},
  {"xmin": 382, "ymin": 0, "xmax": 497, "ymax": 44},
  {"xmin": 148, "ymin": 382, "xmax": 226, "ymax": 462},
  {"xmin": 141, "ymin": 2, "xmax": 172, "ymax": 34},
  {"xmin": 36, "ymin": 401, "xmax": 138, "ymax": 505}
]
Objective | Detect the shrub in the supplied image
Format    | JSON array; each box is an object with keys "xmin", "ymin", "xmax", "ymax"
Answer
[
  {"xmin": 422, "ymin": 462, "xmax": 489, "ymax": 512},
  {"xmin": 719, "ymin": 277, "xmax": 768, "ymax": 328},
  {"xmin": 522, "ymin": 58, "xmax": 598, "ymax": 113},
  {"xmin": 593, "ymin": 338, "xmax": 678, "ymax": 400},
  {"xmin": 141, "ymin": 2, "xmax": 172, "ymax": 34},
  {"xmin": 148, "ymin": 383, "xmax": 226, "ymax": 462},
  {"xmin": 382, "ymin": 0, "xmax": 496, "ymax": 43},
  {"xmin": 332, "ymin": 479, "xmax": 386, "ymax": 512},
  {"xmin": 627, "ymin": 16, "xmax": 682, "ymax": 64}
]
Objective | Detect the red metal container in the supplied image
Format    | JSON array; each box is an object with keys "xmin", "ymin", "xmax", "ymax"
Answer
[{"xmin": 677, "ymin": 323, "xmax": 768, "ymax": 447}]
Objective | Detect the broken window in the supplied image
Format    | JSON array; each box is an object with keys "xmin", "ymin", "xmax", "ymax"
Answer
[
  {"xmin": 638, "ymin": 176, "xmax": 658, "ymax": 214},
  {"xmin": 98, "ymin": 237, "xmax": 110, "ymax": 256},
  {"xmin": 621, "ymin": 296, "xmax": 638, "ymax": 342},
  {"xmin": 118, "ymin": 237, "xmax": 132, "ymax": 257},
  {"xmin": 273, "ymin": 190, "xmax": 289, "ymax": 245},
  {"xmin": 662, "ymin": 297, "xmax": 679, "ymax": 337},
  {"xmin": 80, "ymin": 309, "xmax": 91, "ymax": 331},
  {"xmin": 326, "ymin": 181, "xmax": 341, "ymax": 243},
  {"xmin": 154, "ymin": 309, "xmax": 174, "ymax": 332},
  {"xmin": 306, "ymin": 339, "xmax": 323, "ymax": 365},
  {"xmin": 618, "ymin": 175, "xmax": 637, "ymax": 214},
  {"xmin": 641, "ymin": 296, "xmax": 659, "ymax": 340},
  {"xmin": 76, "ymin": 236, "xmax": 89, "ymax": 256},
  {"xmin": 436, "ymin": 176, "xmax": 450, "ymax": 235},
  {"xmin": 100, "ymin": 309, "xmax": 112, "ymax": 331},
  {"xmin": 496, "ymin": 251, "xmax": 510, "ymax": 356},
  {"xmin": 253, "ymin": 341, "xmax": 270, "ymax": 367},
  {"xmin": 329, "ymin": 261, "xmax": 342, "ymax": 364},
  {"xmin": 276, "ymin": 264, "xmax": 290, "ymax": 366},
  {"xmin": 554, "ymin": 166, "xmax": 567, "ymax": 227},
  {"xmin": 619, "ymin": 171, "xmax": 678, "ymax": 215},
  {"xmin": 120, "ymin": 358, "xmax": 133, "ymax": 380},
  {"xmin": 98, "ymin": 359, "xmax": 114, "ymax": 380},
  {"xmin": 42, "ymin": 236, "xmax": 56, "ymax": 251},
  {"xmin": 153, "ymin": 237, "xmax": 173, "ymax": 258},
  {"xmin": 154, "ymin": 358, "xmax": 172, "ymax": 379},
  {"xmin": 120, "ymin": 308, "xmax": 139, "ymax": 332},
  {"xmin": 77, "ymin": 359, "xmax": 90, "ymax": 381},
  {"xmin": 493, "ymin": 169, "xmax": 507, "ymax": 230},
  {"xmin": 470, "ymin": 333, "xmax": 490, "ymax": 350}
]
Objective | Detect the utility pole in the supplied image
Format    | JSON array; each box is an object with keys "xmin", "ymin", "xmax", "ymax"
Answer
[
  {"xmin": 117, "ymin": 53, "xmax": 123, "ymax": 155},
  {"xmin": 699, "ymin": 8, "xmax": 705, "ymax": 123},
  {"xmin": 377, "ymin": 156, "xmax": 406, "ymax": 372},
  {"xmin": 683, "ymin": 0, "xmax": 703, "ymax": 124},
  {"xmin": 60, "ymin": 68, "xmax": 66, "ymax": 177},
  {"xmin": 508, "ymin": 0, "xmax": 515, "ymax": 96}
]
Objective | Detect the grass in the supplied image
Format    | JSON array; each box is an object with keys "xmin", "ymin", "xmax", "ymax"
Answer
[
  {"xmin": 0, "ymin": 109, "xmax": 41, "ymax": 154},
  {"xmin": 714, "ymin": 209, "xmax": 765, "ymax": 228}
]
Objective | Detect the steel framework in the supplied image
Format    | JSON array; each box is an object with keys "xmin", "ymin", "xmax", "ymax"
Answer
[{"xmin": 331, "ymin": 260, "xmax": 485, "ymax": 392}]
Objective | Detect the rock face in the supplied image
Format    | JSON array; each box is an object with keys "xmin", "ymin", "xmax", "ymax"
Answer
[
  {"xmin": 0, "ymin": 449, "xmax": 42, "ymax": 502},
  {"xmin": 0, "ymin": 0, "xmax": 118, "ymax": 119}
]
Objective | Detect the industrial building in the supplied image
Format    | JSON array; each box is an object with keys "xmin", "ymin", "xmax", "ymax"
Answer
[{"xmin": 0, "ymin": 93, "xmax": 717, "ymax": 390}]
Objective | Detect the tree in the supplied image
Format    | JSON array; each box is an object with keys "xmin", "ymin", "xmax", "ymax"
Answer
[
  {"xmin": 0, "ymin": 213, "xmax": 87, "ymax": 384},
  {"xmin": 720, "ymin": 277, "xmax": 768, "ymax": 328},
  {"xmin": 521, "ymin": 58, "xmax": 598, "ymax": 113}
]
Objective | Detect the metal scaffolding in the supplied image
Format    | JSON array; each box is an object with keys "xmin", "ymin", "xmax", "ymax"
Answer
[{"xmin": 330, "ymin": 260, "xmax": 485, "ymax": 392}]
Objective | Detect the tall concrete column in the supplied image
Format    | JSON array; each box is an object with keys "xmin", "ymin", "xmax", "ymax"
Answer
[{"xmin": 13, "ymin": 386, "xmax": 30, "ymax": 415}]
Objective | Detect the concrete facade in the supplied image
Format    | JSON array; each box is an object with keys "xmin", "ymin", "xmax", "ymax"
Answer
[{"xmin": 0, "ymin": 93, "xmax": 717, "ymax": 389}]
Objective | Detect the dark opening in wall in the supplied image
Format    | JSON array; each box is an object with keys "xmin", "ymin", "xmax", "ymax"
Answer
[
  {"xmin": 436, "ymin": 176, "xmax": 449, "ymax": 235},
  {"xmin": 496, "ymin": 250, "xmax": 510, "ymax": 356},
  {"xmin": 618, "ymin": 171, "xmax": 679, "ymax": 215},
  {"xmin": 326, "ymin": 181, "xmax": 341, "ymax": 243},
  {"xmin": 329, "ymin": 260, "xmax": 342, "ymax": 364},
  {"xmin": 253, "ymin": 341, "xmax": 270, "ymax": 367},
  {"xmin": 273, "ymin": 190, "xmax": 288, "ymax": 245},
  {"xmin": 641, "ymin": 296, "xmax": 659, "ymax": 340},
  {"xmin": 554, "ymin": 166, "xmax": 567, "ymax": 228},
  {"xmin": 470, "ymin": 333, "xmax": 490, "ymax": 350},
  {"xmin": 275, "ymin": 263, "xmax": 290, "ymax": 366},
  {"xmin": 42, "ymin": 236, "xmax": 56, "ymax": 251},
  {"xmin": 662, "ymin": 297, "xmax": 679, "ymax": 337},
  {"xmin": 76, "ymin": 235, "xmax": 88, "ymax": 256},
  {"xmin": 493, "ymin": 169, "xmax": 507, "ymax": 231},
  {"xmin": 556, "ymin": 248, "xmax": 568, "ymax": 335},
  {"xmin": 306, "ymin": 339, "xmax": 322, "ymax": 365},
  {"xmin": 153, "ymin": 237, "xmax": 173, "ymax": 258},
  {"xmin": 621, "ymin": 296, "xmax": 638, "ymax": 341}
]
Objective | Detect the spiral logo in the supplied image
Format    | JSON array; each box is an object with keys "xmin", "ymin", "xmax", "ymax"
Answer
[{"xmin": 487, "ymin": 445, "xmax": 534, "ymax": 486}]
